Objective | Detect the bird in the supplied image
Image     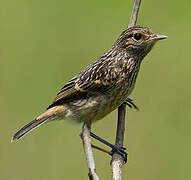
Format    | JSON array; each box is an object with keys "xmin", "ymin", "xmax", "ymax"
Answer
[{"xmin": 12, "ymin": 26, "xmax": 167, "ymax": 147}]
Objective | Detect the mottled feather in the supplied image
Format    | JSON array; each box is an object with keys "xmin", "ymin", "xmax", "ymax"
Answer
[{"xmin": 47, "ymin": 58, "xmax": 126, "ymax": 109}]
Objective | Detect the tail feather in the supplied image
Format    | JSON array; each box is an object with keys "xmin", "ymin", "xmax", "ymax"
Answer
[
  {"xmin": 11, "ymin": 117, "xmax": 47, "ymax": 142},
  {"xmin": 11, "ymin": 106, "xmax": 65, "ymax": 142}
]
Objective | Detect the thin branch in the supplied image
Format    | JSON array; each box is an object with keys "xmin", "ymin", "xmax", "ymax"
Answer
[
  {"xmin": 81, "ymin": 123, "xmax": 100, "ymax": 180},
  {"xmin": 111, "ymin": 0, "xmax": 142, "ymax": 180},
  {"xmin": 128, "ymin": 0, "xmax": 142, "ymax": 27},
  {"xmin": 111, "ymin": 104, "xmax": 126, "ymax": 180}
]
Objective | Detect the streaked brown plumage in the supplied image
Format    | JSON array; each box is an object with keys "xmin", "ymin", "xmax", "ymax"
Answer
[{"xmin": 12, "ymin": 26, "xmax": 167, "ymax": 142}]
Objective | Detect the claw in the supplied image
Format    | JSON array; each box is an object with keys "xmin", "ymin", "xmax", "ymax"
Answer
[
  {"xmin": 124, "ymin": 97, "xmax": 139, "ymax": 110},
  {"xmin": 90, "ymin": 132, "xmax": 128, "ymax": 163},
  {"xmin": 111, "ymin": 145, "xmax": 128, "ymax": 163}
]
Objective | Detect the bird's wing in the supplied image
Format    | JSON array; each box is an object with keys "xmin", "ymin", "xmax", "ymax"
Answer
[
  {"xmin": 47, "ymin": 60, "xmax": 123, "ymax": 109},
  {"xmin": 47, "ymin": 76, "xmax": 82, "ymax": 109}
]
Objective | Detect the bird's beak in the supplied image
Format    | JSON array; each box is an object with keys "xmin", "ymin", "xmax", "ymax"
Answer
[{"xmin": 154, "ymin": 34, "xmax": 168, "ymax": 40}]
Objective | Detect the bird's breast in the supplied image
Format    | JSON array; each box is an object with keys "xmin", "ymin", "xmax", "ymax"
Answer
[{"xmin": 64, "ymin": 61, "xmax": 141, "ymax": 123}]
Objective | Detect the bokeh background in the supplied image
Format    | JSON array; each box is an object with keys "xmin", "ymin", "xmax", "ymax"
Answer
[{"xmin": 1, "ymin": 0, "xmax": 191, "ymax": 179}]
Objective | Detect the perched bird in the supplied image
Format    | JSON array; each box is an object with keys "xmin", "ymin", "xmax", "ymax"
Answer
[{"xmin": 12, "ymin": 26, "xmax": 167, "ymax": 144}]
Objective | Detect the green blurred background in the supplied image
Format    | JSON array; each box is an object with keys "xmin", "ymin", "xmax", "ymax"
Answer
[{"xmin": 1, "ymin": 0, "xmax": 191, "ymax": 179}]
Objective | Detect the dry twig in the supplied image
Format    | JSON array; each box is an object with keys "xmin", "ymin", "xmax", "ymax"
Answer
[
  {"xmin": 111, "ymin": 1, "xmax": 142, "ymax": 180},
  {"xmin": 128, "ymin": 0, "xmax": 142, "ymax": 28},
  {"xmin": 81, "ymin": 123, "xmax": 99, "ymax": 180},
  {"xmin": 111, "ymin": 104, "xmax": 127, "ymax": 180}
]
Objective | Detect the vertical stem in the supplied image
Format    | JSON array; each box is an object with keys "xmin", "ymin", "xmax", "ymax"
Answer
[
  {"xmin": 128, "ymin": 0, "xmax": 142, "ymax": 27},
  {"xmin": 111, "ymin": 104, "xmax": 126, "ymax": 180},
  {"xmin": 115, "ymin": 104, "xmax": 126, "ymax": 146},
  {"xmin": 111, "ymin": 0, "xmax": 142, "ymax": 180},
  {"xmin": 81, "ymin": 123, "xmax": 100, "ymax": 180}
]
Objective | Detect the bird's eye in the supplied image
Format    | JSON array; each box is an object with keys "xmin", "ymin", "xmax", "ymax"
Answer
[{"xmin": 133, "ymin": 33, "xmax": 142, "ymax": 41}]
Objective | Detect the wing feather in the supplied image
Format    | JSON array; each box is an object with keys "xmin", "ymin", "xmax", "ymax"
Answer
[{"xmin": 47, "ymin": 60, "xmax": 123, "ymax": 109}]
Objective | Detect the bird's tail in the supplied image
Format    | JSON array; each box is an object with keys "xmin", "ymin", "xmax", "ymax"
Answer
[
  {"xmin": 11, "ymin": 106, "xmax": 64, "ymax": 142},
  {"xmin": 11, "ymin": 117, "xmax": 48, "ymax": 142}
]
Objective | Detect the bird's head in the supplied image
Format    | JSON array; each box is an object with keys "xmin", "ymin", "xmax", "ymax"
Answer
[{"xmin": 115, "ymin": 26, "xmax": 167, "ymax": 58}]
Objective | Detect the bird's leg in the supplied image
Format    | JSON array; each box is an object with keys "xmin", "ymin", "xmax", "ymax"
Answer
[
  {"xmin": 91, "ymin": 144, "xmax": 111, "ymax": 155},
  {"xmin": 124, "ymin": 97, "xmax": 139, "ymax": 110},
  {"xmin": 90, "ymin": 132, "xmax": 127, "ymax": 163}
]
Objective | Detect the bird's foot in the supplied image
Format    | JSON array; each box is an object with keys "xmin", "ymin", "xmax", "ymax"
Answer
[
  {"xmin": 90, "ymin": 132, "xmax": 127, "ymax": 163},
  {"xmin": 110, "ymin": 145, "xmax": 127, "ymax": 163},
  {"xmin": 124, "ymin": 97, "xmax": 139, "ymax": 110}
]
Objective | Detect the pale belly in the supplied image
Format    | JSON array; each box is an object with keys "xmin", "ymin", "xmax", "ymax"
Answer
[{"xmin": 63, "ymin": 83, "xmax": 134, "ymax": 123}]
